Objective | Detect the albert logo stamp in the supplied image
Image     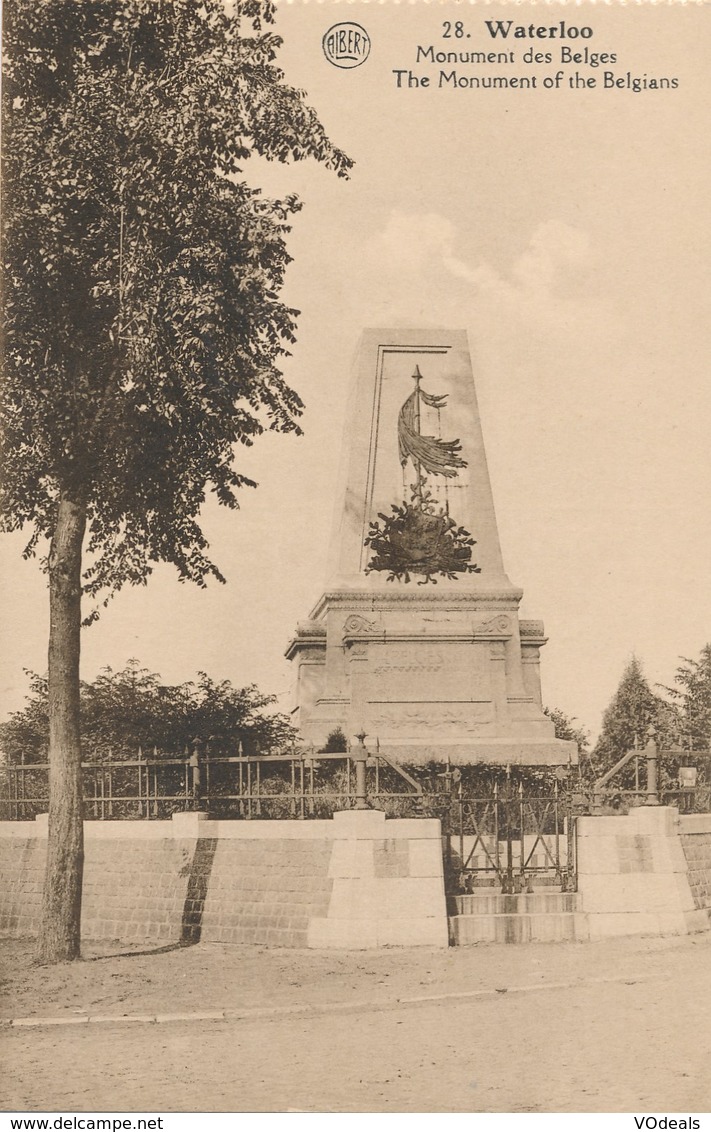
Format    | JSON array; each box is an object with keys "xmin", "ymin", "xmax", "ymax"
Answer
[{"xmin": 322, "ymin": 22, "xmax": 371, "ymax": 69}]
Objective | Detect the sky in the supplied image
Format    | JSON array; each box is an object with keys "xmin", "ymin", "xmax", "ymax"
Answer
[{"xmin": 1, "ymin": 1, "xmax": 710, "ymax": 742}]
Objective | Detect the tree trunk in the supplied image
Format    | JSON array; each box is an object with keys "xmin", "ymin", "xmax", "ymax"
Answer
[{"xmin": 36, "ymin": 494, "xmax": 87, "ymax": 964}]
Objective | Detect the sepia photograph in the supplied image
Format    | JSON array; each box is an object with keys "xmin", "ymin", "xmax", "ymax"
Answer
[{"xmin": 1, "ymin": 0, "xmax": 710, "ymax": 1120}]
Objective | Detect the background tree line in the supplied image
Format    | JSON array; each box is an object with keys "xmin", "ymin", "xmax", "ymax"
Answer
[
  {"xmin": 3, "ymin": 643, "xmax": 710, "ymax": 778},
  {"xmin": 0, "ymin": 660, "xmax": 296, "ymax": 763},
  {"xmin": 547, "ymin": 642, "xmax": 711, "ymax": 787}
]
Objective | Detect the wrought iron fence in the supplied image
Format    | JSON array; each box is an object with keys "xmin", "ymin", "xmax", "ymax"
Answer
[
  {"xmin": 5, "ymin": 735, "xmax": 710, "ymax": 824},
  {"xmin": 591, "ymin": 737, "xmax": 711, "ymax": 815},
  {"xmin": 454, "ymin": 779, "xmax": 577, "ymax": 893},
  {"xmin": 0, "ymin": 743, "xmax": 452, "ymax": 822}
]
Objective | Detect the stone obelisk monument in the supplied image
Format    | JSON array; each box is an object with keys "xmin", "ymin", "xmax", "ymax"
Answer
[{"xmin": 286, "ymin": 329, "xmax": 575, "ymax": 765}]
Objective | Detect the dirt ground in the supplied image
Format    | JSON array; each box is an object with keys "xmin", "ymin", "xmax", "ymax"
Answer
[{"xmin": 2, "ymin": 933, "xmax": 711, "ymax": 1113}]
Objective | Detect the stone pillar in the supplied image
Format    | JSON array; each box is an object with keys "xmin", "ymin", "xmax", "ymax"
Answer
[
  {"xmin": 489, "ymin": 640, "xmax": 510, "ymax": 724},
  {"xmin": 576, "ymin": 806, "xmax": 709, "ymax": 938},
  {"xmin": 521, "ymin": 645, "xmax": 543, "ymax": 704},
  {"xmin": 346, "ymin": 643, "xmax": 371, "ymax": 740},
  {"xmin": 307, "ymin": 809, "xmax": 449, "ymax": 948}
]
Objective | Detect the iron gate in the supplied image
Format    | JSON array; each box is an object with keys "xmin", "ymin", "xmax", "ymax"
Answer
[{"xmin": 454, "ymin": 779, "xmax": 577, "ymax": 893}]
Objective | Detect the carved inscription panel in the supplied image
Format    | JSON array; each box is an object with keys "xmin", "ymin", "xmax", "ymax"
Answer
[
  {"xmin": 363, "ymin": 640, "xmax": 492, "ymax": 703},
  {"xmin": 366, "ymin": 702, "xmax": 493, "ymax": 735}
]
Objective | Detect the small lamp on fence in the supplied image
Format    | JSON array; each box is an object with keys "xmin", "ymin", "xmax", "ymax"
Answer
[
  {"xmin": 679, "ymin": 766, "xmax": 698, "ymax": 791},
  {"xmin": 352, "ymin": 730, "xmax": 369, "ymax": 810}
]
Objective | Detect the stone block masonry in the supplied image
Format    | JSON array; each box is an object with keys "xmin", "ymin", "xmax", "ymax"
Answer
[
  {"xmin": 0, "ymin": 817, "xmax": 214, "ymax": 944},
  {"xmin": 0, "ymin": 834, "xmax": 46, "ymax": 937},
  {"xmin": 199, "ymin": 839, "xmax": 334, "ymax": 947},
  {"xmin": 0, "ymin": 809, "xmax": 449, "ymax": 949},
  {"xmin": 576, "ymin": 806, "xmax": 710, "ymax": 939},
  {"xmin": 83, "ymin": 837, "xmax": 194, "ymax": 943},
  {"xmin": 679, "ymin": 814, "xmax": 711, "ymax": 911}
]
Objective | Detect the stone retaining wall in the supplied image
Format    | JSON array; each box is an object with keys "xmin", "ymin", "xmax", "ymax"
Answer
[
  {"xmin": 0, "ymin": 809, "xmax": 448, "ymax": 949},
  {"xmin": 6, "ymin": 808, "xmax": 707, "ymax": 948}
]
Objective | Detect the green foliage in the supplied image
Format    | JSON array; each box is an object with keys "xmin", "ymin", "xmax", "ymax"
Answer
[
  {"xmin": 592, "ymin": 656, "xmax": 680, "ymax": 784},
  {"xmin": 544, "ymin": 705, "xmax": 592, "ymax": 778},
  {"xmin": 0, "ymin": 660, "xmax": 297, "ymax": 762},
  {"xmin": 1, "ymin": 0, "xmax": 352, "ymax": 608},
  {"xmin": 662, "ymin": 644, "xmax": 711, "ymax": 752},
  {"xmin": 0, "ymin": 672, "xmax": 51, "ymax": 765},
  {"xmin": 320, "ymin": 727, "xmax": 348, "ymax": 753},
  {"xmin": 544, "ymin": 706, "xmax": 590, "ymax": 752}
]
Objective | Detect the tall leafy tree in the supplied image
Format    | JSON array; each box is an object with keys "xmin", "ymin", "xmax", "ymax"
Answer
[
  {"xmin": 662, "ymin": 644, "xmax": 711, "ymax": 752},
  {"xmin": 592, "ymin": 656, "xmax": 678, "ymax": 784},
  {"xmin": 1, "ymin": 0, "xmax": 351, "ymax": 961}
]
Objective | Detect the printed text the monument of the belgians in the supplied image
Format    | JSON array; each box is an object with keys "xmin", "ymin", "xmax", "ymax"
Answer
[{"xmin": 392, "ymin": 19, "xmax": 680, "ymax": 93}]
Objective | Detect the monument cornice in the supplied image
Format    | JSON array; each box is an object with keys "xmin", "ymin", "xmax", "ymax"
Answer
[
  {"xmin": 284, "ymin": 636, "xmax": 326, "ymax": 662},
  {"xmin": 343, "ymin": 631, "xmax": 514, "ymax": 646},
  {"xmin": 309, "ymin": 588, "xmax": 524, "ymax": 620},
  {"xmin": 341, "ymin": 611, "xmax": 516, "ymax": 644}
]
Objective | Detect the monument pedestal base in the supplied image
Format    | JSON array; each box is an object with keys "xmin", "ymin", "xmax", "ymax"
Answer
[{"xmin": 286, "ymin": 588, "xmax": 575, "ymax": 766}]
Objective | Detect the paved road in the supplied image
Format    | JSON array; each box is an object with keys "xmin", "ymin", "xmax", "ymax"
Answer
[{"xmin": 4, "ymin": 956, "xmax": 711, "ymax": 1112}]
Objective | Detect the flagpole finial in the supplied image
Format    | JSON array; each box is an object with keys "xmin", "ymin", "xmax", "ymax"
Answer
[{"xmin": 412, "ymin": 365, "xmax": 422, "ymax": 381}]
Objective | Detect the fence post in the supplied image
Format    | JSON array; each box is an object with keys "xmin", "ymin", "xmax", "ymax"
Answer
[
  {"xmin": 353, "ymin": 732, "xmax": 369, "ymax": 810},
  {"xmin": 645, "ymin": 727, "xmax": 660, "ymax": 806},
  {"xmin": 298, "ymin": 749, "xmax": 306, "ymax": 819},
  {"xmin": 190, "ymin": 738, "xmax": 203, "ymax": 810},
  {"xmin": 441, "ymin": 757, "xmax": 454, "ymax": 880},
  {"xmin": 138, "ymin": 746, "xmax": 145, "ymax": 817}
]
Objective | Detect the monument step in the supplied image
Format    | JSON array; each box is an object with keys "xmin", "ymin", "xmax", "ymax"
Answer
[
  {"xmin": 454, "ymin": 874, "xmax": 566, "ymax": 890},
  {"xmin": 449, "ymin": 892, "xmax": 582, "ymax": 916},
  {"xmin": 448, "ymin": 911, "xmax": 590, "ymax": 945}
]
